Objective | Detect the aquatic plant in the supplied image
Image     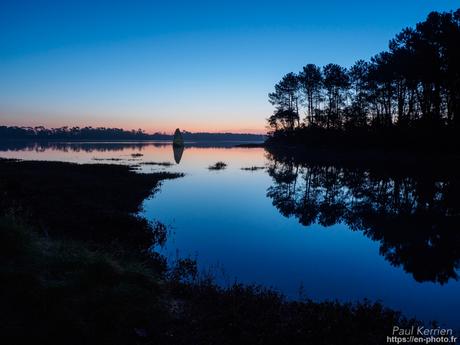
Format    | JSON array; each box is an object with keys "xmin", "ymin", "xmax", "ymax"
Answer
[
  {"xmin": 241, "ymin": 166, "xmax": 265, "ymax": 171},
  {"xmin": 208, "ymin": 161, "xmax": 227, "ymax": 170},
  {"xmin": 141, "ymin": 161, "xmax": 174, "ymax": 166}
]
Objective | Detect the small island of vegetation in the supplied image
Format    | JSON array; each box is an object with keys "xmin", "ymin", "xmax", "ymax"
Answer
[{"xmin": 208, "ymin": 161, "xmax": 228, "ymax": 170}]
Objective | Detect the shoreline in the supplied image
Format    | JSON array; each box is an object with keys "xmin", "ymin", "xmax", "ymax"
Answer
[{"xmin": 264, "ymin": 144, "xmax": 460, "ymax": 169}]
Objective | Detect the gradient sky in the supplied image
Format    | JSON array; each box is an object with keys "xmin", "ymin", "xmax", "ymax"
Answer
[{"xmin": 0, "ymin": 0, "xmax": 458, "ymax": 134}]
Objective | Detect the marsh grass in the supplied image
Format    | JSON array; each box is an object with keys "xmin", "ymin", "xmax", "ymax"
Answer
[
  {"xmin": 208, "ymin": 161, "xmax": 227, "ymax": 170},
  {"xmin": 0, "ymin": 159, "xmax": 182, "ymax": 248},
  {"xmin": 241, "ymin": 166, "xmax": 265, "ymax": 171},
  {"xmin": 92, "ymin": 157, "xmax": 123, "ymax": 161},
  {"xmin": 0, "ymin": 215, "xmax": 166, "ymax": 345},
  {"xmin": 141, "ymin": 161, "xmax": 174, "ymax": 166}
]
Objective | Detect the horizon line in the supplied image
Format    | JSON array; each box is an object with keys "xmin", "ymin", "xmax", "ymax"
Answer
[{"xmin": 0, "ymin": 123, "xmax": 267, "ymax": 136}]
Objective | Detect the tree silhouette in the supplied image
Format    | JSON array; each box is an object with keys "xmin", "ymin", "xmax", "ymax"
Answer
[
  {"xmin": 267, "ymin": 9, "xmax": 460, "ymax": 150},
  {"xmin": 268, "ymin": 72, "xmax": 301, "ymax": 130},
  {"xmin": 298, "ymin": 64, "xmax": 323, "ymax": 126},
  {"xmin": 323, "ymin": 64, "xmax": 350, "ymax": 129}
]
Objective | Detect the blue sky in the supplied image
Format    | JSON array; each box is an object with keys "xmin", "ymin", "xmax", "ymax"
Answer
[{"xmin": 0, "ymin": 0, "xmax": 458, "ymax": 133}]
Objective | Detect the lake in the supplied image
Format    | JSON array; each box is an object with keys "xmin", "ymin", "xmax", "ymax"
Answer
[{"xmin": 1, "ymin": 140, "xmax": 459, "ymax": 329}]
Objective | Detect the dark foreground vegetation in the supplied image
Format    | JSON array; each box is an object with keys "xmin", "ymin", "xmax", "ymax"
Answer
[
  {"xmin": 267, "ymin": 9, "xmax": 460, "ymax": 152},
  {"xmin": 0, "ymin": 125, "xmax": 265, "ymax": 142},
  {"xmin": 0, "ymin": 159, "xmax": 421, "ymax": 344},
  {"xmin": 0, "ymin": 160, "xmax": 181, "ymax": 246}
]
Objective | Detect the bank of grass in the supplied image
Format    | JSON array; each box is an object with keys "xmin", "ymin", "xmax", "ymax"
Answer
[
  {"xmin": 0, "ymin": 159, "xmax": 421, "ymax": 344},
  {"xmin": 0, "ymin": 159, "xmax": 182, "ymax": 249},
  {"xmin": 0, "ymin": 215, "xmax": 167, "ymax": 345}
]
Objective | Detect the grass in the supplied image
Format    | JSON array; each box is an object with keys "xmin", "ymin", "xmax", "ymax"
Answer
[
  {"xmin": 208, "ymin": 161, "xmax": 228, "ymax": 170},
  {"xmin": 241, "ymin": 166, "xmax": 265, "ymax": 171},
  {"xmin": 92, "ymin": 157, "xmax": 124, "ymax": 161},
  {"xmin": 0, "ymin": 215, "xmax": 166, "ymax": 345},
  {"xmin": 0, "ymin": 159, "xmax": 182, "ymax": 250},
  {"xmin": 140, "ymin": 161, "xmax": 174, "ymax": 166},
  {"xmin": 166, "ymin": 281, "xmax": 420, "ymax": 345}
]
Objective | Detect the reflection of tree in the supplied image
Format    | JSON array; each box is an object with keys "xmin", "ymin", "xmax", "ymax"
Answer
[
  {"xmin": 0, "ymin": 141, "xmax": 257, "ymax": 152},
  {"xmin": 266, "ymin": 153, "xmax": 460, "ymax": 284},
  {"xmin": 0, "ymin": 141, "xmax": 158, "ymax": 152}
]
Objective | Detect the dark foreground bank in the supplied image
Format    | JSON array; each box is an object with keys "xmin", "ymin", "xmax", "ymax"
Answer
[{"xmin": 0, "ymin": 159, "xmax": 422, "ymax": 344}]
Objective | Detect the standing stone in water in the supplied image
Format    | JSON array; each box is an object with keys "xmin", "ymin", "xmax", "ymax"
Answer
[{"xmin": 173, "ymin": 128, "xmax": 184, "ymax": 147}]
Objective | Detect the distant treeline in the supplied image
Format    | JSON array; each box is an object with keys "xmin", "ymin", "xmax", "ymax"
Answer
[
  {"xmin": 0, "ymin": 126, "xmax": 265, "ymax": 142},
  {"xmin": 267, "ymin": 9, "xmax": 460, "ymax": 150}
]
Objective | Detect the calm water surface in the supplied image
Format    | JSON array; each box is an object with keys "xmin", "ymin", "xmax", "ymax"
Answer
[{"xmin": 1, "ymin": 141, "xmax": 459, "ymax": 329}]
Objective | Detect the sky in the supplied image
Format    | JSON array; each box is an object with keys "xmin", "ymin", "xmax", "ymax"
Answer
[{"xmin": 0, "ymin": 0, "xmax": 458, "ymax": 134}]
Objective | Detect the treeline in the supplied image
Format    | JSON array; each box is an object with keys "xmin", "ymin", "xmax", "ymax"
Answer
[
  {"xmin": 267, "ymin": 9, "xmax": 460, "ymax": 150},
  {"xmin": 0, "ymin": 126, "xmax": 265, "ymax": 142},
  {"xmin": 0, "ymin": 126, "xmax": 157, "ymax": 140}
]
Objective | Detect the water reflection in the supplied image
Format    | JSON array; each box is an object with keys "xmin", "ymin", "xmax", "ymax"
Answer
[
  {"xmin": 2, "ymin": 141, "xmax": 459, "ymax": 326},
  {"xmin": 266, "ymin": 150, "xmax": 460, "ymax": 284},
  {"xmin": 0, "ymin": 140, "xmax": 253, "ymax": 153},
  {"xmin": 173, "ymin": 145, "xmax": 184, "ymax": 164},
  {"xmin": 0, "ymin": 140, "xmax": 156, "ymax": 152}
]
